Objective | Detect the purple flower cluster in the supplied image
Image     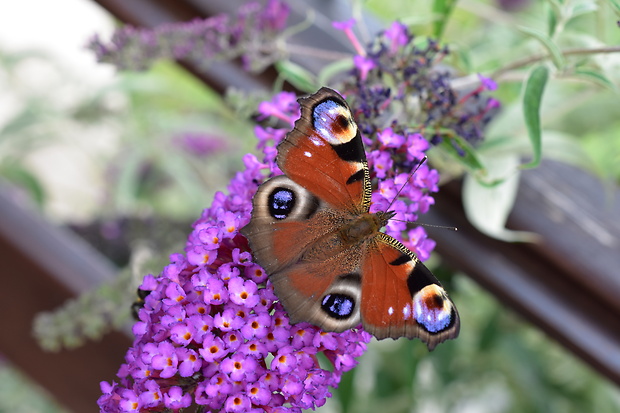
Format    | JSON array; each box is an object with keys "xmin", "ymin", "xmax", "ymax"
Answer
[
  {"xmin": 89, "ymin": 0, "xmax": 290, "ymax": 73},
  {"xmin": 98, "ymin": 93, "xmax": 373, "ymax": 412},
  {"xmin": 173, "ymin": 132, "xmax": 228, "ymax": 158},
  {"xmin": 335, "ymin": 21, "xmax": 499, "ymax": 152},
  {"xmin": 98, "ymin": 82, "xmax": 449, "ymax": 411}
]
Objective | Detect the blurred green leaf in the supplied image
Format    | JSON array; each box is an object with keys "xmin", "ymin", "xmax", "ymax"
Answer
[
  {"xmin": 478, "ymin": 305, "xmax": 501, "ymax": 352},
  {"xmin": 518, "ymin": 26, "xmax": 565, "ymax": 69},
  {"xmin": 317, "ymin": 58, "xmax": 354, "ymax": 88},
  {"xmin": 547, "ymin": 4, "xmax": 558, "ymax": 38},
  {"xmin": 431, "ymin": 0, "xmax": 457, "ymax": 39},
  {"xmin": 0, "ymin": 163, "xmax": 46, "ymax": 207},
  {"xmin": 275, "ymin": 60, "xmax": 317, "ymax": 92},
  {"xmin": 114, "ymin": 151, "xmax": 145, "ymax": 213},
  {"xmin": 0, "ymin": 364, "xmax": 68, "ymax": 413},
  {"xmin": 337, "ymin": 368, "xmax": 356, "ymax": 412},
  {"xmin": 580, "ymin": 124, "xmax": 620, "ymax": 182},
  {"xmin": 463, "ymin": 154, "xmax": 538, "ymax": 242},
  {"xmin": 522, "ymin": 65, "xmax": 549, "ymax": 169},
  {"xmin": 569, "ymin": 0, "xmax": 598, "ymax": 18},
  {"xmin": 573, "ymin": 68, "xmax": 618, "ymax": 91},
  {"xmin": 437, "ymin": 133, "xmax": 486, "ymax": 172}
]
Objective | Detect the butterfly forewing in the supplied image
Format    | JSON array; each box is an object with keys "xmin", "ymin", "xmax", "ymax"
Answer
[{"xmin": 277, "ymin": 87, "xmax": 371, "ymax": 213}]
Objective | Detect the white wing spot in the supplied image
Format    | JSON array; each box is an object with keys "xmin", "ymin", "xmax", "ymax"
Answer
[
  {"xmin": 309, "ymin": 136, "xmax": 324, "ymax": 146},
  {"xmin": 402, "ymin": 304, "xmax": 412, "ymax": 320}
]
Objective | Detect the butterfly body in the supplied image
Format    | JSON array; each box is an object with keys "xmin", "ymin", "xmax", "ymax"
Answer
[{"xmin": 242, "ymin": 87, "xmax": 459, "ymax": 350}]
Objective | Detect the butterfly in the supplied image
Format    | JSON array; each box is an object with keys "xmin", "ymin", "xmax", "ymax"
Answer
[{"xmin": 241, "ymin": 87, "xmax": 459, "ymax": 350}]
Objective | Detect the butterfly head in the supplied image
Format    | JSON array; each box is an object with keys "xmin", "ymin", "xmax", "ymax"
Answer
[{"xmin": 375, "ymin": 210, "xmax": 397, "ymax": 227}]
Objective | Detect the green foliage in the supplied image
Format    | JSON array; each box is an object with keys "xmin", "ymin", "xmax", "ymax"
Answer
[
  {"xmin": 522, "ymin": 65, "xmax": 549, "ymax": 169},
  {"xmin": 0, "ymin": 363, "xmax": 68, "ymax": 413},
  {"xmin": 362, "ymin": 0, "xmax": 620, "ymax": 239},
  {"xmin": 275, "ymin": 60, "xmax": 317, "ymax": 92},
  {"xmin": 431, "ymin": 0, "xmax": 458, "ymax": 39},
  {"xmin": 331, "ymin": 277, "xmax": 620, "ymax": 413},
  {"xmin": 0, "ymin": 50, "xmax": 254, "ymax": 220},
  {"xmin": 33, "ymin": 237, "xmax": 180, "ymax": 351}
]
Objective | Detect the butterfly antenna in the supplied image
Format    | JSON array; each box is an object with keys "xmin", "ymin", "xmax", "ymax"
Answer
[
  {"xmin": 390, "ymin": 219, "xmax": 458, "ymax": 232},
  {"xmin": 386, "ymin": 156, "xmax": 459, "ymax": 232},
  {"xmin": 385, "ymin": 156, "xmax": 427, "ymax": 211}
]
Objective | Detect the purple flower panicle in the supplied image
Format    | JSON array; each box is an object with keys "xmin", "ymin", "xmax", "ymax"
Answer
[
  {"xmin": 339, "ymin": 21, "xmax": 499, "ymax": 151},
  {"xmin": 89, "ymin": 0, "xmax": 290, "ymax": 73},
  {"xmin": 98, "ymin": 93, "xmax": 377, "ymax": 413},
  {"xmin": 98, "ymin": 88, "xmax": 447, "ymax": 412},
  {"xmin": 173, "ymin": 133, "xmax": 227, "ymax": 158}
]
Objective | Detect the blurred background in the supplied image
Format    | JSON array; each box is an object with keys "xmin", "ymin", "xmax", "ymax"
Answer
[{"xmin": 0, "ymin": 0, "xmax": 619, "ymax": 412}]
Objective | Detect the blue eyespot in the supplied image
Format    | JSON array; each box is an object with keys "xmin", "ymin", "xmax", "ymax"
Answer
[
  {"xmin": 413, "ymin": 286, "xmax": 452, "ymax": 333},
  {"xmin": 321, "ymin": 294, "xmax": 355, "ymax": 319},
  {"xmin": 268, "ymin": 188, "xmax": 295, "ymax": 219}
]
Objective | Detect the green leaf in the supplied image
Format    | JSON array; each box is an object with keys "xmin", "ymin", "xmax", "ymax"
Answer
[
  {"xmin": 522, "ymin": 65, "xmax": 549, "ymax": 169},
  {"xmin": 115, "ymin": 151, "xmax": 143, "ymax": 212},
  {"xmin": 454, "ymin": 46, "xmax": 472, "ymax": 74},
  {"xmin": 0, "ymin": 164, "xmax": 46, "ymax": 207},
  {"xmin": 317, "ymin": 58, "xmax": 354, "ymax": 87},
  {"xmin": 517, "ymin": 26, "xmax": 565, "ymax": 69},
  {"xmin": 540, "ymin": 130, "xmax": 590, "ymax": 169},
  {"xmin": 569, "ymin": 0, "xmax": 598, "ymax": 18},
  {"xmin": 609, "ymin": 0, "xmax": 620, "ymax": 13},
  {"xmin": 437, "ymin": 133, "xmax": 486, "ymax": 172},
  {"xmin": 547, "ymin": 4, "xmax": 558, "ymax": 38},
  {"xmin": 431, "ymin": 0, "xmax": 457, "ymax": 39},
  {"xmin": 274, "ymin": 61, "xmax": 316, "ymax": 93},
  {"xmin": 463, "ymin": 154, "xmax": 539, "ymax": 242},
  {"xmin": 573, "ymin": 68, "xmax": 618, "ymax": 91}
]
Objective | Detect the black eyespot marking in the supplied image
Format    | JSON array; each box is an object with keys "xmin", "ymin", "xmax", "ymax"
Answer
[
  {"xmin": 335, "ymin": 114, "xmax": 351, "ymax": 131},
  {"xmin": 389, "ymin": 253, "xmax": 411, "ymax": 266},
  {"xmin": 321, "ymin": 293, "xmax": 355, "ymax": 319},
  {"xmin": 333, "ymin": 133, "xmax": 366, "ymax": 162},
  {"xmin": 346, "ymin": 169, "xmax": 365, "ymax": 185},
  {"xmin": 431, "ymin": 294, "xmax": 445, "ymax": 308},
  {"xmin": 302, "ymin": 195, "xmax": 320, "ymax": 219},
  {"xmin": 339, "ymin": 272, "xmax": 362, "ymax": 283},
  {"xmin": 268, "ymin": 187, "xmax": 295, "ymax": 219},
  {"xmin": 406, "ymin": 262, "xmax": 436, "ymax": 296}
]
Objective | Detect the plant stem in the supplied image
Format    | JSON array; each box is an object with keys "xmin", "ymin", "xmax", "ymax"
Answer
[
  {"xmin": 287, "ymin": 43, "xmax": 352, "ymax": 61},
  {"xmin": 493, "ymin": 45, "xmax": 620, "ymax": 79}
]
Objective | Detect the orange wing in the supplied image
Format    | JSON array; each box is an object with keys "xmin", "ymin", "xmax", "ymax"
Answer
[
  {"xmin": 360, "ymin": 233, "xmax": 460, "ymax": 350},
  {"xmin": 269, "ymin": 256, "xmax": 363, "ymax": 333},
  {"xmin": 277, "ymin": 87, "xmax": 371, "ymax": 213}
]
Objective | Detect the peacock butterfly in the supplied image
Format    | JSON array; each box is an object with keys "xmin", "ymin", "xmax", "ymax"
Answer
[{"xmin": 241, "ymin": 87, "xmax": 459, "ymax": 350}]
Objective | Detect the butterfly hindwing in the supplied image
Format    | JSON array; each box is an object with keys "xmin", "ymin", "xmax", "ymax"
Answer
[
  {"xmin": 361, "ymin": 234, "xmax": 460, "ymax": 350},
  {"xmin": 269, "ymin": 253, "xmax": 364, "ymax": 332}
]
